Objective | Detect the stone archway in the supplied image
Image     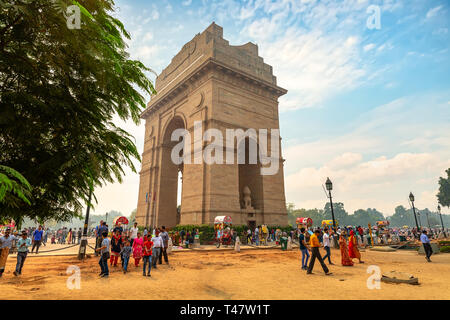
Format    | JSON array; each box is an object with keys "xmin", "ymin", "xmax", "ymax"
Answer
[
  {"xmin": 157, "ymin": 116, "xmax": 185, "ymax": 228},
  {"xmin": 136, "ymin": 23, "xmax": 288, "ymax": 228}
]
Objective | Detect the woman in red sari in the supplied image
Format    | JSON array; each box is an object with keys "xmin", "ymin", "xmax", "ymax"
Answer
[
  {"xmin": 132, "ymin": 232, "xmax": 143, "ymax": 267},
  {"xmin": 339, "ymin": 230, "xmax": 353, "ymax": 266},
  {"xmin": 348, "ymin": 230, "xmax": 364, "ymax": 263}
]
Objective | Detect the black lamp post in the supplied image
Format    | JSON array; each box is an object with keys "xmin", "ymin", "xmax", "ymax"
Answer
[
  {"xmin": 425, "ymin": 210, "xmax": 431, "ymax": 235},
  {"xmin": 78, "ymin": 188, "xmax": 93, "ymax": 260},
  {"xmin": 438, "ymin": 205, "xmax": 446, "ymax": 238},
  {"xmin": 325, "ymin": 177, "xmax": 339, "ymax": 248},
  {"xmin": 409, "ymin": 192, "xmax": 420, "ymax": 237},
  {"xmin": 325, "ymin": 178, "xmax": 336, "ymax": 230}
]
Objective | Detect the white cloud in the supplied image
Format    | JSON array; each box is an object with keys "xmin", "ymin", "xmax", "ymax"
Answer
[
  {"xmin": 426, "ymin": 6, "xmax": 443, "ymax": 19},
  {"xmin": 283, "ymin": 93, "xmax": 450, "ymax": 215},
  {"xmin": 364, "ymin": 43, "xmax": 376, "ymax": 51},
  {"xmin": 182, "ymin": 0, "xmax": 192, "ymax": 6}
]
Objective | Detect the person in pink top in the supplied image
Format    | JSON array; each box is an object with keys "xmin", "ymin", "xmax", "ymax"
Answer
[{"xmin": 132, "ymin": 232, "xmax": 143, "ymax": 267}]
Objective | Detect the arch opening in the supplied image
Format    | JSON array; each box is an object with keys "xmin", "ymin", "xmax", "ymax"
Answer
[{"xmin": 158, "ymin": 116, "xmax": 185, "ymax": 228}]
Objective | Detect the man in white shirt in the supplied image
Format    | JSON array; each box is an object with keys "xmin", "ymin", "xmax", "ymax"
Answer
[
  {"xmin": 322, "ymin": 228, "xmax": 334, "ymax": 265},
  {"xmin": 151, "ymin": 230, "xmax": 164, "ymax": 269},
  {"xmin": 130, "ymin": 222, "xmax": 139, "ymax": 246}
]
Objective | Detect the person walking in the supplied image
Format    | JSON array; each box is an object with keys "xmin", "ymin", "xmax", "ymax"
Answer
[
  {"xmin": 246, "ymin": 229, "xmax": 252, "ymax": 244},
  {"xmin": 42, "ymin": 228, "xmax": 48, "ymax": 246},
  {"xmin": 77, "ymin": 228, "xmax": 82, "ymax": 244},
  {"xmin": 158, "ymin": 226, "xmax": 169, "ymax": 265},
  {"xmin": 95, "ymin": 231, "xmax": 110, "ymax": 278},
  {"xmin": 420, "ymin": 230, "xmax": 433, "ymax": 262},
  {"xmin": 348, "ymin": 230, "xmax": 364, "ymax": 264},
  {"xmin": 0, "ymin": 228, "xmax": 17, "ymax": 278},
  {"xmin": 31, "ymin": 226, "xmax": 44, "ymax": 254},
  {"xmin": 110, "ymin": 230, "xmax": 122, "ymax": 267},
  {"xmin": 339, "ymin": 230, "xmax": 354, "ymax": 266},
  {"xmin": 132, "ymin": 232, "xmax": 143, "ymax": 267},
  {"xmin": 13, "ymin": 231, "xmax": 31, "ymax": 276},
  {"xmin": 94, "ymin": 220, "xmax": 104, "ymax": 256},
  {"xmin": 67, "ymin": 228, "xmax": 72, "ymax": 244},
  {"xmin": 142, "ymin": 236, "xmax": 153, "ymax": 277},
  {"xmin": 120, "ymin": 239, "xmax": 132, "ymax": 274},
  {"xmin": 299, "ymin": 228, "xmax": 310, "ymax": 270},
  {"xmin": 151, "ymin": 230, "xmax": 163, "ymax": 269},
  {"xmin": 130, "ymin": 222, "xmax": 139, "ymax": 247},
  {"xmin": 120, "ymin": 240, "xmax": 133, "ymax": 273},
  {"xmin": 307, "ymin": 229, "xmax": 332, "ymax": 275},
  {"xmin": 180, "ymin": 229, "xmax": 186, "ymax": 245},
  {"xmin": 322, "ymin": 228, "xmax": 334, "ymax": 265}
]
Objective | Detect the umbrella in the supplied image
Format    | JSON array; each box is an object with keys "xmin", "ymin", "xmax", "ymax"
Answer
[{"xmin": 113, "ymin": 216, "xmax": 129, "ymax": 226}]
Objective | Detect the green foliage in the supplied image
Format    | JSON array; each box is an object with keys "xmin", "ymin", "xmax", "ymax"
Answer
[
  {"xmin": 172, "ymin": 224, "xmax": 293, "ymax": 244},
  {"xmin": 129, "ymin": 208, "xmax": 137, "ymax": 223},
  {"xmin": 0, "ymin": 165, "xmax": 32, "ymax": 209},
  {"xmin": 440, "ymin": 246, "xmax": 450, "ymax": 253},
  {"xmin": 437, "ymin": 168, "xmax": 450, "ymax": 208},
  {"xmin": 0, "ymin": 1, "xmax": 155, "ymax": 224},
  {"xmin": 439, "ymin": 240, "xmax": 450, "ymax": 247}
]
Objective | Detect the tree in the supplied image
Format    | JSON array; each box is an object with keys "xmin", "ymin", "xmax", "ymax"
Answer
[
  {"xmin": 437, "ymin": 168, "xmax": 450, "ymax": 208},
  {"xmin": 389, "ymin": 205, "xmax": 415, "ymax": 227},
  {"xmin": 0, "ymin": 165, "xmax": 31, "ymax": 209},
  {"xmin": 0, "ymin": 1, "xmax": 155, "ymax": 225},
  {"xmin": 129, "ymin": 208, "xmax": 136, "ymax": 223},
  {"xmin": 350, "ymin": 208, "xmax": 385, "ymax": 227},
  {"xmin": 324, "ymin": 202, "xmax": 349, "ymax": 226},
  {"xmin": 286, "ymin": 203, "xmax": 296, "ymax": 225}
]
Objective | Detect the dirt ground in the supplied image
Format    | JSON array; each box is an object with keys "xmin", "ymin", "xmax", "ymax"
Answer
[{"xmin": 1, "ymin": 248, "xmax": 449, "ymax": 300}]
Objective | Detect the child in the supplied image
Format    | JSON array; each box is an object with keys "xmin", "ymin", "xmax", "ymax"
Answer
[
  {"xmin": 14, "ymin": 231, "xmax": 31, "ymax": 276},
  {"xmin": 120, "ymin": 240, "xmax": 132, "ymax": 274},
  {"xmin": 142, "ymin": 236, "xmax": 153, "ymax": 277},
  {"xmin": 110, "ymin": 230, "xmax": 122, "ymax": 267}
]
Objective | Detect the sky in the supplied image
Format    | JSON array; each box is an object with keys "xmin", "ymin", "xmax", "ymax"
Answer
[{"xmin": 90, "ymin": 0, "xmax": 450, "ymax": 218}]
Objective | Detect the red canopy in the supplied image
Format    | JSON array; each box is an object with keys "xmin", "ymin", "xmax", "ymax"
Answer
[
  {"xmin": 113, "ymin": 216, "xmax": 129, "ymax": 225},
  {"xmin": 296, "ymin": 217, "xmax": 313, "ymax": 227}
]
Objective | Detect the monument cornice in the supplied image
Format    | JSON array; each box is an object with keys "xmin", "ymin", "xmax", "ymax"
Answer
[{"xmin": 140, "ymin": 57, "xmax": 287, "ymax": 119}]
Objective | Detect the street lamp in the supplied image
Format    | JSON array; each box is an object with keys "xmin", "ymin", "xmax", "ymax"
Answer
[
  {"xmin": 425, "ymin": 210, "xmax": 431, "ymax": 235},
  {"xmin": 409, "ymin": 192, "xmax": 420, "ymax": 237},
  {"xmin": 438, "ymin": 204, "xmax": 447, "ymax": 238},
  {"xmin": 325, "ymin": 177, "xmax": 339, "ymax": 248},
  {"xmin": 78, "ymin": 187, "xmax": 93, "ymax": 260}
]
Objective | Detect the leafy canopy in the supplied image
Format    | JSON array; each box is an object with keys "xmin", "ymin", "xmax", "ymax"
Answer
[
  {"xmin": 0, "ymin": 0, "xmax": 155, "ymax": 224},
  {"xmin": 437, "ymin": 168, "xmax": 450, "ymax": 208}
]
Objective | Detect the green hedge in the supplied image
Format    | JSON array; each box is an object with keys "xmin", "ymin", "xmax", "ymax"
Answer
[
  {"xmin": 440, "ymin": 246, "xmax": 450, "ymax": 253},
  {"xmin": 438, "ymin": 240, "xmax": 450, "ymax": 247},
  {"xmin": 171, "ymin": 224, "xmax": 295, "ymax": 244}
]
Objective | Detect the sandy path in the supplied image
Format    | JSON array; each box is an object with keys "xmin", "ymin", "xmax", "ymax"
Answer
[{"xmin": 1, "ymin": 248, "xmax": 449, "ymax": 300}]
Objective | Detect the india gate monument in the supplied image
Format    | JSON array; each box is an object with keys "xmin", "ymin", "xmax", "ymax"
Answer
[{"xmin": 136, "ymin": 23, "xmax": 288, "ymax": 228}]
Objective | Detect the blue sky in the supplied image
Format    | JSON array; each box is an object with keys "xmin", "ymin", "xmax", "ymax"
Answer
[{"xmin": 92, "ymin": 0, "xmax": 450, "ymax": 218}]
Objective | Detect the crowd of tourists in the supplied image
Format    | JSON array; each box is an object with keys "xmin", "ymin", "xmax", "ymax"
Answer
[
  {"xmin": 0, "ymin": 219, "xmax": 446, "ymax": 279},
  {"xmin": 94, "ymin": 221, "xmax": 170, "ymax": 278}
]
